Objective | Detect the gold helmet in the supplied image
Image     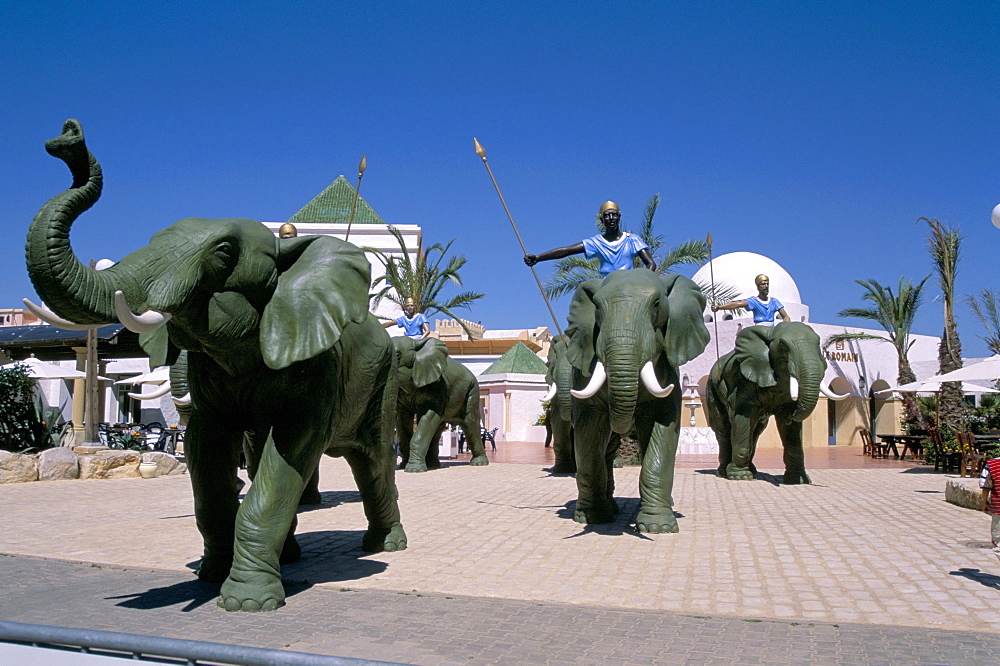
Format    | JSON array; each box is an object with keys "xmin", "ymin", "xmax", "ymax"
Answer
[
  {"xmin": 599, "ymin": 201, "xmax": 620, "ymax": 215},
  {"xmin": 278, "ymin": 222, "xmax": 298, "ymax": 238}
]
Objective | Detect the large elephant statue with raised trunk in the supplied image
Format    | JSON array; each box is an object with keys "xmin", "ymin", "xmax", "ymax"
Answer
[
  {"xmin": 393, "ymin": 336, "xmax": 489, "ymax": 472},
  {"xmin": 565, "ymin": 270, "xmax": 710, "ymax": 533},
  {"xmin": 543, "ymin": 334, "xmax": 576, "ymax": 473},
  {"xmin": 706, "ymin": 322, "xmax": 848, "ymax": 484},
  {"xmin": 24, "ymin": 119, "xmax": 406, "ymax": 612}
]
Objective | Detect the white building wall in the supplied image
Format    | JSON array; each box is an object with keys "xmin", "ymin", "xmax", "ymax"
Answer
[{"xmin": 477, "ymin": 373, "xmax": 549, "ymax": 442}]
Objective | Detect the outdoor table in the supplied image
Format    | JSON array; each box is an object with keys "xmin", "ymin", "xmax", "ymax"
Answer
[
  {"xmin": 876, "ymin": 434, "xmax": 926, "ymax": 460},
  {"xmin": 160, "ymin": 427, "xmax": 185, "ymax": 455}
]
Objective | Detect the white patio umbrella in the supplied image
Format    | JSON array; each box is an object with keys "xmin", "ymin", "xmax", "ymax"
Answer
[
  {"xmin": 0, "ymin": 356, "xmax": 108, "ymax": 381},
  {"xmin": 876, "ymin": 379, "xmax": 1000, "ymax": 395},
  {"xmin": 922, "ymin": 355, "xmax": 1000, "ymax": 384}
]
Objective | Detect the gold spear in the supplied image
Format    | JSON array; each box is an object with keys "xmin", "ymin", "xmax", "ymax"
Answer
[
  {"xmin": 344, "ymin": 153, "xmax": 367, "ymax": 243},
  {"xmin": 473, "ymin": 138, "xmax": 567, "ymax": 344},
  {"xmin": 707, "ymin": 232, "xmax": 720, "ymax": 361}
]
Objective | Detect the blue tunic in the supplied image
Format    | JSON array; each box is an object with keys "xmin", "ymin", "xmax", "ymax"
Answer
[
  {"xmin": 396, "ymin": 313, "xmax": 428, "ymax": 338},
  {"xmin": 745, "ymin": 296, "xmax": 784, "ymax": 326},
  {"xmin": 582, "ymin": 232, "xmax": 649, "ymax": 276}
]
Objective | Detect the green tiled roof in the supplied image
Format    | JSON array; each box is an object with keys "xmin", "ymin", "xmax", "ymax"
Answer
[
  {"xmin": 480, "ymin": 342, "xmax": 547, "ymax": 375},
  {"xmin": 287, "ymin": 176, "xmax": 386, "ymax": 225}
]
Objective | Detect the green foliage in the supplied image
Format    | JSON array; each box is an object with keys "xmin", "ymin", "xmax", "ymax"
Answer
[
  {"xmin": 368, "ymin": 226, "xmax": 485, "ymax": 337},
  {"xmin": 542, "ymin": 194, "xmax": 709, "ymax": 300},
  {"xmin": 964, "ymin": 288, "xmax": 1000, "ymax": 355},
  {"xmin": 534, "ymin": 400, "xmax": 550, "ymax": 426},
  {"xmin": 0, "ymin": 365, "xmax": 50, "ymax": 453}
]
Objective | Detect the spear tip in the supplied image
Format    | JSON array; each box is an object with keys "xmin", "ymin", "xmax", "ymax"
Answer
[
  {"xmin": 473, "ymin": 137, "xmax": 485, "ymax": 159},
  {"xmin": 358, "ymin": 153, "xmax": 367, "ymax": 175},
  {"xmin": 706, "ymin": 232, "xmax": 713, "ymax": 247}
]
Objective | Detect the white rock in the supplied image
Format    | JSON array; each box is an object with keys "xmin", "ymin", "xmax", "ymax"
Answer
[
  {"xmin": 79, "ymin": 450, "xmax": 141, "ymax": 479},
  {"xmin": 37, "ymin": 447, "xmax": 80, "ymax": 481},
  {"xmin": 0, "ymin": 450, "xmax": 39, "ymax": 484},
  {"xmin": 141, "ymin": 451, "xmax": 186, "ymax": 476}
]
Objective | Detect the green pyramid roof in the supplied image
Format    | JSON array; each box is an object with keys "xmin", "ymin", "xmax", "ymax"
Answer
[
  {"xmin": 480, "ymin": 342, "xmax": 547, "ymax": 375},
  {"xmin": 287, "ymin": 175, "xmax": 386, "ymax": 226}
]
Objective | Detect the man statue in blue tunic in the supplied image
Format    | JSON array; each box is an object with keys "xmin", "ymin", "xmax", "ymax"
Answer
[
  {"xmin": 712, "ymin": 274, "xmax": 790, "ymax": 326},
  {"xmin": 524, "ymin": 201, "xmax": 656, "ymax": 274},
  {"xmin": 383, "ymin": 297, "xmax": 430, "ymax": 338}
]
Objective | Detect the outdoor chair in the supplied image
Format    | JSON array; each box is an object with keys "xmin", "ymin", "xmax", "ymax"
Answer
[
  {"xmin": 930, "ymin": 429, "xmax": 961, "ymax": 473},
  {"xmin": 959, "ymin": 432, "xmax": 987, "ymax": 478},
  {"xmin": 859, "ymin": 429, "xmax": 885, "ymax": 458}
]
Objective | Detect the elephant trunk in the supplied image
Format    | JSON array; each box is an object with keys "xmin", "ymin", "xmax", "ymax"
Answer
[
  {"xmin": 555, "ymin": 358, "xmax": 574, "ymax": 420},
  {"xmin": 25, "ymin": 120, "xmax": 142, "ymax": 325},
  {"xmin": 604, "ymin": 334, "xmax": 642, "ymax": 435},
  {"xmin": 789, "ymin": 357, "xmax": 823, "ymax": 422}
]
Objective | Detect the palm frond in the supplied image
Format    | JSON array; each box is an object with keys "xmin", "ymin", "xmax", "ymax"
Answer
[{"xmin": 964, "ymin": 288, "xmax": 1000, "ymax": 355}]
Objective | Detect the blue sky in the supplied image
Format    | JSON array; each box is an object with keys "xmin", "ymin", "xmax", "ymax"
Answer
[{"xmin": 1, "ymin": 1, "xmax": 998, "ymax": 356}]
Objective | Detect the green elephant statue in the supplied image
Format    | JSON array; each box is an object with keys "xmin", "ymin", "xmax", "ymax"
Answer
[
  {"xmin": 543, "ymin": 335, "xmax": 576, "ymax": 474},
  {"xmin": 565, "ymin": 270, "xmax": 710, "ymax": 533},
  {"xmin": 393, "ymin": 336, "xmax": 489, "ymax": 472},
  {"xmin": 706, "ymin": 321, "xmax": 848, "ymax": 484},
  {"xmin": 25, "ymin": 120, "xmax": 406, "ymax": 612}
]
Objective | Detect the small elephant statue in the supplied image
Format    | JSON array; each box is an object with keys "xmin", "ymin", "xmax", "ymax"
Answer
[
  {"xmin": 565, "ymin": 270, "xmax": 710, "ymax": 533},
  {"xmin": 25, "ymin": 120, "xmax": 406, "ymax": 612},
  {"xmin": 543, "ymin": 334, "xmax": 576, "ymax": 473},
  {"xmin": 706, "ymin": 322, "xmax": 848, "ymax": 483},
  {"xmin": 393, "ymin": 336, "xmax": 489, "ymax": 472}
]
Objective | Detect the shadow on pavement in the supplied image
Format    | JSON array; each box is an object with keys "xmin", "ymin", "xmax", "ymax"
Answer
[
  {"xmin": 950, "ymin": 567, "xmax": 1000, "ymax": 590},
  {"xmin": 296, "ymin": 490, "xmax": 362, "ymax": 513},
  {"xmin": 107, "ymin": 578, "xmax": 222, "ymax": 612}
]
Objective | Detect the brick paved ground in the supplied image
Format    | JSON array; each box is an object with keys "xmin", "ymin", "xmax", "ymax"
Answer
[{"xmin": 2, "ymin": 444, "xmax": 1000, "ymax": 664}]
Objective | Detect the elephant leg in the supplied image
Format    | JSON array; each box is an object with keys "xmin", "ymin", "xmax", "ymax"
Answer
[
  {"xmin": 710, "ymin": 398, "xmax": 734, "ymax": 476},
  {"xmin": 396, "ymin": 416, "xmax": 414, "ymax": 469},
  {"xmin": 219, "ymin": 428, "xmax": 320, "ymax": 612},
  {"xmin": 748, "ymin": 417, "xmax": 768, "ymax": 476},
  {"xmin": 550, "ymin": 418, "xmax": 576, "ymax": 473},
  {"xmin": 299, "ymin": 467, "xmax": 322, "ymax": 505},
  {"xmin": 424, "ymin": 424, "xmax": 444, "ymax": 470},
  {"xmin": 185, "ymin": 413, "xmax": 242, "ymax": 584},
  {"xmin": 462, "ymin": 392, "xmax": 489, "ymax": 466},
  {"xmin": 404, "ymin": 410, "xmax": 443, "ymax": 473},
  {"xmin": 776, "ymin": 418, "xmax": 811, "ymax": 485},
  {"xmin": 724, "ymin": 408, "xmax": 759, "ymax": 481},
  {"xmin": 344, "ymin": 446, "xmax": 408, "ymax": 553},
  {"xmin": 243, "ymin": 426, "xmax": 304, "ymax": 564},
  {"xmin": 573, "ymin": 409, "xmax": 616, "ymax": 524},
  {"xmin": 634, "ymin": 415, "xmax": 680, "ymax": 533}
]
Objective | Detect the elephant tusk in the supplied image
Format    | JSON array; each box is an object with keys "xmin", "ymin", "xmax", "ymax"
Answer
[
  {"xmin": 543, "ymin": 384, "xmax": 558, "ymax": 402},
  {"xmin": 172, "ymin": 392, "xmax": 192, "ymax": 406},
  {"xmin": 22, "ymin": 298, "xmax": 99, "ymax": 330},
  {"xmin": 114, "ymin": 290, "xmax": 171, "ymax": 333},
  {"xmin": 639, "ymin": 361, "xmax": 674, "ymax": 398},
  {"xmin": 127, "ymin": 381, "xmax": 172, "ymax": 401},
  {"xmin": 572, "ymin": 362, "xmax": 607, "ymax": 399},
  {"xmin": 820, "ymin": 382, "xmax": 850, "ymax": 400},
  {"xmin": 789, "ymin": 376, "xmax": 799, "ymax": 401}
]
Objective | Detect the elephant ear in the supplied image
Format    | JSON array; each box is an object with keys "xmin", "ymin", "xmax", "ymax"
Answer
[
  {"xmin": 139, "ymin": 325, "xmax": 180, "ymax": 369},
  {"xmin": 660, "ymin": 274, "xmax": 711, "ymax": 367},
  {"xmin": 565, "ymin": 279, "xmax": 603, "ymax": 376},
  {"xmin": 734, "ymin": 325, "xmax": 777, "ymax": 387},
  {"xmin": 261, "ymin": 236, "xmax": 372, "ymax": 370},
  {"xmin": 411, "ymin": 337, "xmax": 449, "ymax": 387}
]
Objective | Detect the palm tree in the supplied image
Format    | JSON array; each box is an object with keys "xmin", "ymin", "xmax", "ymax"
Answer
[
  {"xmin": 964, "ymin": 288, "xmax": 1000, "ymax": 355},
  {"xmin": 825, "ymin": 276, "xmax": 929, "ymax": 426},
  {"xmin": 922, "ymin": 217, "xmax": 964, "ymax": 431},
  {"xmin": 369, "ymin": 226, "xmax": 485, "ymax": 336},
  {"xmin": 825, "ymin": 277, "xmax": 929, "ymax": 385},
  {"xmin": 542, "ymin": 194, "xmax": 709, "ymax": 300}
]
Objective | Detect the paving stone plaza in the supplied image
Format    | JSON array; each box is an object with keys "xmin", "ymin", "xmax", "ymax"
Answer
[{"xmin": 3, "ymin": 446, "xmax": 1000, "ymax": 664}]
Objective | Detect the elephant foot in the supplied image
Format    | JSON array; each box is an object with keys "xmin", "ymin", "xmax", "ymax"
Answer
[
  {"xmin": 573, "ymin": 498, "xmax": 618, "ymax": 524},
  {"xmin": 723, "ymin": 463, "xmax": 755, "ymax": 481},
  {"xmin": 783, "ymin": 470, "xmax": 812, "ymax": 485},
  {"xmin": 279, "ymin": 534, "xmax": 301, "ymax": 565},
  {"xmin": 550, "ymin": 462, "xmax": 576, "ymax": 474},
  {"xmin": 362, "ymin": 522, "xmax": 408, "ymax": 553},
  {"xmin": 196, "ymin": 550, "xmax": 233, "ymax": 583},
  {"xmin": 636, "ymin": 509, "xmax": 679, "ymax": 534},
  {"xmin": 426, "ymin": 459, "xmax": 442, "ymax": 470},
  {"xmin": 218, "ymin": 575, "xmax": 285, "ymax": 613},
  {"xmin": 469, "ymin": 455, "xmax": 489, "ymax": 466},
  {"xmin": 404, "ymin": 461, "xmax": 428, "ymax": 473}
]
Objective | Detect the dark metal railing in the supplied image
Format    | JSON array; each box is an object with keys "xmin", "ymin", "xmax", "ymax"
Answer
[{"xmin": 0, "ymin": 620, "xmax": 398, "ymax": 665}]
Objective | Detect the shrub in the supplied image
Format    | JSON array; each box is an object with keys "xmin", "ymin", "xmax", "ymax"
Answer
[{"xmin": 0, "ymin": 364, "xmax": 50, "ymax": 453}]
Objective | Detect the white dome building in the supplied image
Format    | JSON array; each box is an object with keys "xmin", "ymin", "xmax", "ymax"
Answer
[{"xmin": 692, "ymin": 251, "xmax": 809, "ymax": 324}]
